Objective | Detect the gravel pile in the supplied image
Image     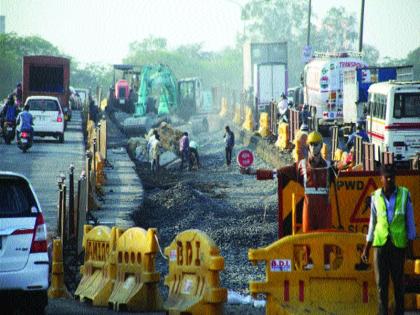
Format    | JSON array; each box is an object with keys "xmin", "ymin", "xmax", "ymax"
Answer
[{"xmin": 131, "ymin": 114, "xmax": 283, "ymax": 298}]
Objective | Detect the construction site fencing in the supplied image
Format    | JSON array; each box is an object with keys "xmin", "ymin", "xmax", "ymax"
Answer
[
  {"xmin": 249, "ymin": 232, "xmax": 377, "ymax": 315},
  {"xmin": 164, "ymin": 229, "xmax": 227, "ymax": 315}
]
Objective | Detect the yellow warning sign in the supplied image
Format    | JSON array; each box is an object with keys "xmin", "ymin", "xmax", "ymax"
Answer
[{"xmin": 281, "ymin": 170, "xmax": 420, "ymax": 235}]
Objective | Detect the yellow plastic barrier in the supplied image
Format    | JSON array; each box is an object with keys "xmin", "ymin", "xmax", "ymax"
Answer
[
  {"xmin": 275, "ymin": 122, "xmax": 289, "ymax": 150},
  {"xmin": 100, "ymin": 98, "xmax": 108, "ymax": 111},
  {"xmin": 108, "ymin": 227, "xmax": 162, "ymax": 312},
  {"xmin": 242, "ymin": 106, "xmax": 253, "ymax": 132},
  {"xmin": 249, "ymin": 232, "xmax": 377, "ymax": 314},
  {"xmin": 292, "ymin": 130, "xmax": 307, "ymax": 162},
  {"xmin": 75, "ymin": 225, "xmax": 122, "ymax": 306},
  {"xmin": 48, "ymin": 238, "xmax": 71, "ymax": 298},
  {"xmin": 258, "ymin": 112, "xmax": 270, "ymax": 137},
  {"xmin": 219, "ymin": 97, "xmax": 228, "ymax": 117},
  {"xmin": 233, "ymin": 105, "xmax": 241, "ymax": 125},
  {"xmin": 164, "ymin": 229, "xmax": 227, "ymax": 315},
  {"xmin": 321, "ymin": 142, "xmax": 328, "ymax": 160},
  {"xmin": 95, "ymin": 151, "xmax": 106, "ymax": 186}
]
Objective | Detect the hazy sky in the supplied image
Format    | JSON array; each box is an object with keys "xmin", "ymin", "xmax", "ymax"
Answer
[{"xmin": 1, "ymin": 0, "xmax": 419, "ymax": 64}]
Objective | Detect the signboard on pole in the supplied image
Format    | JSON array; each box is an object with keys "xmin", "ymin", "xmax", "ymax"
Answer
[
  {"xmin": 302, "ymin": 45, "xmax": 313, "ymax": 64},
  {"xmin": 237, "ymin": 149, "xmax": 254, "ymax": 168}
]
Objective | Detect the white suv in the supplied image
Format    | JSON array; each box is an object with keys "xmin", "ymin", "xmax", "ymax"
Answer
[
  {"xmin": 25, "ymin": 96, "xmax": 65, "ymax": 143},
  {"xmin": 0, "ymin": 172, "xmax": 49, "ymax": 314}
]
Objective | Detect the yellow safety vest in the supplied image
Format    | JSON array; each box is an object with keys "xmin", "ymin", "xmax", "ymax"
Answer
[{"xmin": 372, "ymin": 187, "xmax": 409, "ymax": 248}]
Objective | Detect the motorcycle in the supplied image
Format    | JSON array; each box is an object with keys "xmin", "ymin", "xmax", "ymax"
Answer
[
  {"xmin": 2, "ymin": 121, "xmax": 16, "ymax": 144},
  {"xmin": 17, "ymin": 130, "xmax": 33, "ymax": 153}
]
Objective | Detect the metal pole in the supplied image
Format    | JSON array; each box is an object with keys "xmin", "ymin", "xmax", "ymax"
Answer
[
  {"xmin": 61, "ymin": 183, "xmax": 67, "ymax": 244},
  {"xmin": 358, "ymin": 0, "xmax": 365, "ymax": 52},
  {"xmin": 307, "ymin": 0, "xmax": 312, "ymax": 46},
  {"xmin": 68, "ymin": 164, "xmax": 75, "ymax": 238}
]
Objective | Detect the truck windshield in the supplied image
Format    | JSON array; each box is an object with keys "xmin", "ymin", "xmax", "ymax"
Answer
[{"xmin": 394, "ymin": 93, "xmax": 420, "ymax": 118}]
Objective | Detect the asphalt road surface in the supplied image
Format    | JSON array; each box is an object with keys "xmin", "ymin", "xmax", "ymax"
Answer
[{"xmin": 1, "ymin": 112, "xmax": 85, "ymax": 232}]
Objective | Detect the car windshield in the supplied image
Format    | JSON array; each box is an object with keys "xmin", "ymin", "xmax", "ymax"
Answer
[
  {"xmin": 28, "ymin": 99, "xmax": 60, "ymax": 112},
  {"xmin": 0, "ymin": 177, "xmax": 37, "ymax": 217}
]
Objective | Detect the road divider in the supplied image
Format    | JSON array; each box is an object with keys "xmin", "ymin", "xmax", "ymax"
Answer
[
  {"xmin": 108, "ymin": 227, "xmax": 162, "ymax": 312},
  {"xmin": 164, "ymin": 229, "xmax": 227, "ymax": 315},
  {"xmin": 48, "ymin": 238, "xmax": 71, "ymax": 298}
]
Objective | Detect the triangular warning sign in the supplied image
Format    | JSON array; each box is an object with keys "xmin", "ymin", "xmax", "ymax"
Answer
[{"xmin": 350, "ymin": 177, "xmax": 378, "ymax": 223}]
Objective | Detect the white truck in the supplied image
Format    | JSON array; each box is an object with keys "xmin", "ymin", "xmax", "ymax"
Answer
[
  {"xmin": 243, "ymin": 42, "xmax": 288, "ymax": 112},
  {"xmin": 303, "ymin": 52, "xmax": 367, "ymax": 131}
]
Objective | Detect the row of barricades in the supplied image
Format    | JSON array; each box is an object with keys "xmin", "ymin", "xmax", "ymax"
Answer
[
  {"xmin": 73, "ymin": 226, "xmax": 227, "ymax": 314},
  {"xmin": 86, "ymin": 118, "xmax": 107, "ymax": 187},
  {"xmin": 48, "ymin": 225, "xmax": 420, "ymax": 314}
]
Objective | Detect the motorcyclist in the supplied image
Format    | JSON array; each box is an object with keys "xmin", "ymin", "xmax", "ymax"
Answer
[
  {"xmin": 1, "ymin": 94, "xmax": 18, "ymax": 127},
  {"xmin": 16, "ymin": 104, "xmax": 34, "ymax": 134},
  {"xmin": 14, "ymin": 82, "xmax": 23, "ymax": 107}
]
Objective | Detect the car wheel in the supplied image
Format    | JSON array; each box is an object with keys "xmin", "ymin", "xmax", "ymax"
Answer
[{"xmin": 58, "ymin": 133, "xmax": 64, "ymax": 143}]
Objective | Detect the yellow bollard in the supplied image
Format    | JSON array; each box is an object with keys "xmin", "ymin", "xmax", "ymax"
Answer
[
  {"xmin": 219, "ymin": 97, "xmax": 228, "ymax": 117},
  {"xmin": 275, "ymin": 123, "xmax": 289, "ymax": 150},
  {"xmin": 242, "ymin": 106, "xmax": 254, "ymax": 132},
  {"xmin": 292, "ymin": 130, "xmax": 308, "ymax": 161},
  {"xmin": 233, "ymin": 105, "xmax": 241, "ymax": 125},
  {"xmin": 258, "ymin": 112, "xmax": 270, "ymax": 137},
  {"xmin": 48, "ymin": 238, "xmax": 71, "ymax": 298},
  {"xmin": 321, "ymin": 143, "xmax": 328, "ymax": 160}
]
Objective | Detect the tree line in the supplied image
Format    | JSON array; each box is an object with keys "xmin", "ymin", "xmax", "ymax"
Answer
[{"xmin": 1, "ymin": 2, "xmax": 418, "ymax": 98}]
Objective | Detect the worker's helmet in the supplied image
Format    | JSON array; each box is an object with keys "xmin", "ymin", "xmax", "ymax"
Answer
[{"xmin": 307, "ymin": 131, "xmax": 323, "ymax": 144}]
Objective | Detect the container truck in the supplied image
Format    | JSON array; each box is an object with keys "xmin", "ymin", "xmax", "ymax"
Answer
[
  {"xmin": 22, "ymin": 55, "xmax": 71, "ymax": 120},
  {"xmin": 243, "ymin": 42, "xmax": 288, "ymax": 112}
]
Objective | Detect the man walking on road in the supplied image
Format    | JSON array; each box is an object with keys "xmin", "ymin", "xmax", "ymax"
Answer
[
  {"xmin": 179, "ymin": 132, "xmax": 191, "ymax": 171},
  {"xmin": 224, "ymin": 126, "xmax": 235, "ymax": 166},
  {"xmin": 361, "ymin": 164, "xmax": 416, "ymax": 315}
]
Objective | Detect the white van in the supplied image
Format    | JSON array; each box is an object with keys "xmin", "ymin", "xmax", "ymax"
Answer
[
  {"xmin": 367, "ymin": 81, "xmax": 420, "ymax": 162},
  {"xmin": 25, "ymin": 96, "xmax": 65, "ymax": 143}
]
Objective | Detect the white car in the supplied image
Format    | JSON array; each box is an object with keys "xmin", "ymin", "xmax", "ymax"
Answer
[
  {"xmin": 25, "ymin": 96, "xmax": 65, "ymax": 143},
  {"xmin": 0, "ymin": 172, "xmax": 49, "ymax": 314}
]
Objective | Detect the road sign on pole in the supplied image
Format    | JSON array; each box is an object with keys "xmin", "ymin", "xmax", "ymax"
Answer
[{"xmin": 237, "ymin": 149, "xmax": 254, "ymax": 168}]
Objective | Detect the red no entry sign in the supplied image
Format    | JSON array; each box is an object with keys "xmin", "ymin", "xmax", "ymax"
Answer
[{"xmin": 237, "ymin": 149, "xmax": 254, "ymax": 168}]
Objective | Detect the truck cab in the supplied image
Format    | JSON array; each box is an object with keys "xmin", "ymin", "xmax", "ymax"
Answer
[{"xmin": 367, "ymin": 81, "xmax": 420, "ymax": 164}]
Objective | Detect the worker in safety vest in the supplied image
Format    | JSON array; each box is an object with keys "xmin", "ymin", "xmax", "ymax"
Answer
[
  {"xmin": 244, "ymin": 131, "xmax": 336, "ymax": 232},
  {"xmin": 361, "ymin": 164, "xmax": 416, "ymax": 315}
]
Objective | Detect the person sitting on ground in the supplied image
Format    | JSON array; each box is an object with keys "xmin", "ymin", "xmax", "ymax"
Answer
[{"xmin": 189, "ymin": 140, "xmax": 200, "ymax": 169}]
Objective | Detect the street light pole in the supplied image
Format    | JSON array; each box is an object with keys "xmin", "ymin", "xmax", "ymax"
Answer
[
  {"xmin": 358, "ymin": 0, "xmax": 365, "ymax": 52},
  {"xmin": 307, "ymin": 0, "xmax": 312, "ymax": 46}
]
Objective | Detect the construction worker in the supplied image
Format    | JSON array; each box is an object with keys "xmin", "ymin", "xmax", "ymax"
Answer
[
  {"xmin": 361, "ymin": 164, "xmax": 416, "ymax": 315},
  {"xmin": 245, "ymin": 131, "xmax": 336, "ymax": 232}
]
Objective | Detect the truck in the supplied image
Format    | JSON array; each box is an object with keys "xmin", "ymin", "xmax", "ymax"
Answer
[
  {"xmin": 303, "ymin": 52, "xmax": 367, "ymax": 131},
  {"xmin": 243, "ymin": 42, "xmax": 288, "ymax": 112},
  {"xmin": 23, "ymin": 55, "xmax": 71, "ymax": 120},
  {"xmin": 342, "ymin": 66, "xmax": 413, "ymax": 125}
]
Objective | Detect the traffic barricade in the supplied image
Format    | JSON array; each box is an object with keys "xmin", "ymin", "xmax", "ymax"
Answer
[
  {"xmin": 75, "ymin": 225, "xmax": 122, "ymax": 306},
  {"xmin": 108, "ymin": 227, "xmax": 162, "ymax": 312},
  {"xmin": 275, "ymin": 123, "xmax": 289, "ymax": 150},
  {"xmin": 258, "ymin": 112, "xmax": 270, "ymax": 137},
  {"xmin": 249, "ymin": 232, "xmax": 377, "ymax": 314},
  {"xmin": 48, "ymin": 238, "xmax": 71, "ymax": 298},
  {"xmin": 219, "ymin": 97, "xmax": 228, "ymax": 117},
  {"xmin": 164, "ymin": 229, "xmax": 227, "ymax": 315},
  {"xmin": 233, "ymin": 105, "xmax": 241, "ymax": 125},
  {"xmin": 242, "ymin": 106, "xmax": 254, "ymax": 132}
]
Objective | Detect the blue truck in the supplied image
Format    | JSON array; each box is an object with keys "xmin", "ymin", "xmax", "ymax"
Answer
[{"xmin": 342, "ymin": 65, "xmax": 413, "ymax": 125}]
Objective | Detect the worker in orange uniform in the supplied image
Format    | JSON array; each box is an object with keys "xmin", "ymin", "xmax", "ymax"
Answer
[{"xmin": 246, "ymin": 131, "xmax": 337, "ymax": 232}]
